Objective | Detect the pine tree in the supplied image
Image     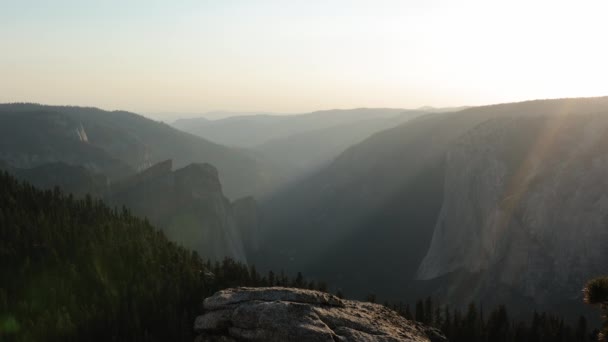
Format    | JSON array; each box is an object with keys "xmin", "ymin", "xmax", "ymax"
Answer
[
  {"xmin": 336, "ymin": 289, "xmax": 344, "ymax": 299},
  {"xmin": 404, "ymin": 304, "xmax": 413, "ymax": 320},
  {"xmin": 486, "ymin": 305, "xmax": 509, "ymax": 342},
  {"xmin": 294, "ymin": 271, "xmax": 304, "ymax": 288},
  {"xmin": 415, "ymin": 300, "xmax": 425, "ymax": 323},
  {"xmin": 424, "ymin": 297, "xmax": 434, "ymax": 325},
  {"xmin": 576, "ymin": 315, "xmax": 588, "ymax": 342},
  {"xmin": 366, "ymin": 293, "xmax": 377, "ymax": 303},
  {"xmin": 584, "ymin": 276, "xmax": 608, "ymax": 342}
]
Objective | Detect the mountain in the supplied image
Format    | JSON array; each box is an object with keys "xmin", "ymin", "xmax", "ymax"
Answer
[
  {"xmin": 172, "ymin": 108, "xmax": 413, "ymax": 147},
  {"xmin": 0, "ymin": 108, "xmax": 134, "ymax": 179},
  {"xmin": 173, "ymin": 108, "xmax": 433, "ymax": 181},
  {"xmin": 253, "ymin": 114, "xmax": 425, "ymax": 178},
  {"xmin": 417, "ymin": 111, "xmax": 608, "ymax": 311},
  {"xmin": 161, "ymin": 111, "xmax": 279, "ymax": 122},
  {"xmin": 255, "ymin": 111, "xmax": 463, "ymax": 301},
  {"xmin": 0, "ymin": 103, "xmax": 287, "ymax": 198},
  {"xmin": 0, "ymin": 158, "xmax": 259, "ymax": 263},
  {"xmin": 108, "ymin": 160, "xmax": 255, "ymax": 263},
  {"xmin": 416, "ymin": 106, "xmax": 470, "ymax": 113},
  {"xmin": 255, "ymin": 97, "xmax": 608, "ymax": 316}
]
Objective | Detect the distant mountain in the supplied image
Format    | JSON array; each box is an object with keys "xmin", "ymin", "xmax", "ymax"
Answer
[
  {"xmin": 255, "ymin": 97, "xmax": 608, "ymax": 317},
  {"xmin": 172, "ymin": 108, "xmax": 412, "ymax": 147},
  {"xmin": 164, "ymin": 111, "xmax": 279, "ymax": 121},
  {"xmin": 416, "ymin": 105, "xmax": 470, "ymax": 113},
  {"xmin": 173, "ymin": 108, "xmax": 436, "ymax": 181},
  {"xmin": 253, "ymin": 114, "xmax": 425, "ymax": 178},
  {"xmin": 0, "ymin": 103, "xmax": 287, "ymax": 198}
]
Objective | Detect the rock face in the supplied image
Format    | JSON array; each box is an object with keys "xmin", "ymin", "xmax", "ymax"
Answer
[
  {"xmin": 417, "ymin": 114, "xmax": 608, "ymax": 308},
  {"xmin": 194, "ymin": 287, "xmax": 447, "ymax": 342},
  {"xmin": 257, "ymin": 97, "xmax": 608, "ymax": 313},
  {"xmin": 109, "ymin": 160, "xmax": 248, "ymax": 263}
]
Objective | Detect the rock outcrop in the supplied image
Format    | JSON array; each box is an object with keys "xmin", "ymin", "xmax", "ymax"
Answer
[{"xmin": 194, "ymin": 287, "xmax": 447, "ymax": 342}]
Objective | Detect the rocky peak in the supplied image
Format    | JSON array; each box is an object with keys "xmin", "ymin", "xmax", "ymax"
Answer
[
  {"xmin": 108, "ymin": 161, "xmax": 247, "ymax": 263},
  {"xmin": 194, "ymin": 287, "xmax": 447, "ymax": 342},
  {"xmin": 174, "ymin": 163, "xmax": 223, "ymax": 194},
  {"xmin": 130, "ymin": 159, "xmax": 173, "ymax": 185}
]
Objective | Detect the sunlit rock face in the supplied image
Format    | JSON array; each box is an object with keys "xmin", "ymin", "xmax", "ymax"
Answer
[
  {"xmin": 418, "ymin": 113, "xmax": 608, "ymax": 307},
  {"xmin": 194, "ymin": 287, "xmax": 447, "ymax": 342}
]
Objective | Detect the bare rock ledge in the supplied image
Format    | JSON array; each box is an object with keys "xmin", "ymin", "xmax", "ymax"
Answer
[{"xmin": 194, "ymin": 287, "xmax": 447, "ymax": 342}]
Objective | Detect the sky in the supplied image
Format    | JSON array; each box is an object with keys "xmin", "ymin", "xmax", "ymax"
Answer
[{"xmin": 2, "ymin": 0, "xmax": 608, "ymax": 120}]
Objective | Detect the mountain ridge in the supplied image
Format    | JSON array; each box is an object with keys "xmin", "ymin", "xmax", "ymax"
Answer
[
  {"xmin": 255, "ymin": 96, "xmax": 608, "ymax": 315},
  {"xmin": 0, "ymin": 103, "xmax": 288, "ymax": 198}
]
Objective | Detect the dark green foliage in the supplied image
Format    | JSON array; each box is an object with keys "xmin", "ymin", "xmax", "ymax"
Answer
[
  {"xmin": 335, "ymin": 289, "xmax": 344, "ymax": 299},
  {"xmin": 388, "ymin": 298, "xmax": 594, "ymax": 342},
  {"xmin": 584, "ymin": 277, "xmax": 608, "ymax": 306},
  {"xmin": 415, "ymin": 299, "xmax": 425, "ymax": 323},
  {"xmin": 365, "ymin": 293, "xmax": 377, "ymax": 303},
  {"xmin": 0, "ymin": 171, "xmax": 207, "ymax": 341},
  {"xmin": 0, "ymin": 162, "xmax": 109, "ymax": 198},
  {"xmin": 0, "ymin": 172, "xmax": 320, "ymax": 341},
  {"xmin": 584, "ymin": 276, "xmax": 608, "ymax": 341},
  {"xmin": 0, "ymin": 174, "xmax": 171, "ymax": 339}
]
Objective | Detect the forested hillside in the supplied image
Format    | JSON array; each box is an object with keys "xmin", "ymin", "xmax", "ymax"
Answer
[{"xmin": 0, "ymin": 172, "xmax": 309, "ymax": 341}]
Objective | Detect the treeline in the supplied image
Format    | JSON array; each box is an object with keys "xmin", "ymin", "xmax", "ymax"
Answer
[
  {"xmin": 0, "ymin": 172, "xmax": 320, "ymax": 342},
  {"xmin": 204, "ymin": 259, "xmax": 328, "ymax": 292},
  {"xmin": 386, "ymin": 298, "xmax": 597, "ymax": 342}
]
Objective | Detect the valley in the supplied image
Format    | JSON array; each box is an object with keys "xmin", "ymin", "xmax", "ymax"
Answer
[{"xmin": 2, "ymin": 98, "xmax": 608, "ymax": 341}]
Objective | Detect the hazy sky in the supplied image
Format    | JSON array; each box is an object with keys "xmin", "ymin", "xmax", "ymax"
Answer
[{"xmin": 2, "ymin": 0, "xmax": 608, "ymax": 119}]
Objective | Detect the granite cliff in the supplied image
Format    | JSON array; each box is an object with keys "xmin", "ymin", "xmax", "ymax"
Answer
[
  {"xmin": 257, "ymin": 97, "xmax": 608, "ymax": 311},
  {"xmin": 418, "ymin": 113, "xmax": 608, "ymax": 309},
  {"xmin": 109, "ymin": 160, "xmax": 259, "ymax": 263}
]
